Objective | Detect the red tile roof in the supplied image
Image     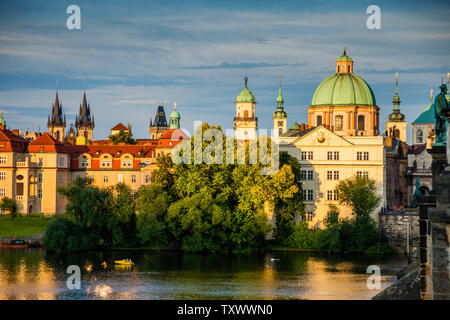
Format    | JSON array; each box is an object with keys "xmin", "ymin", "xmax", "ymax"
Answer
[
  {"xmin": 0, "ymin": 128, "xmax": 28, "ymax": 152},
  {"xmin": 110, "ymin": 123, "xmax": 129, "ymax": 131},
  {"xmin": 28, "ymin": 133, "xmax": 68, "ymax": 153}
]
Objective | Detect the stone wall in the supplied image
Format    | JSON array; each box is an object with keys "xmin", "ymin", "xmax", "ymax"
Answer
[{"xmin": 379, "ymin": 213, "xmax": 419, "ymax": 254}]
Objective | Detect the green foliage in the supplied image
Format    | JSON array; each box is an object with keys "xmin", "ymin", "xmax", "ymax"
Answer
[
  {"xmin": 108, "ymin": 183, "xmax": 137, "ymax": 247},
  {"xmin": 335, "ymin": 175, "xmax": 381, "ymax": 221},
  {"xmin": 166, "ymin": 193, "xmax": 232, "ymax": 253},
  {"xmin": 150, "ymin": 154, "xmax": 175, "ymax": 192},
  {"xmin": 57, "ymin": 177, "xmax": 113, "ymax": 244},
  {"xmin": 43, "ymin": 217, "xmax": 99, "ymax": 251},
  {"xmin": 108, "ymin": 129, "xmax": 136, "ymax": 145},
  {"xmin": 286, "ymin": 221, "xmax": 317, "ymax": 249},
  {"xmin": 0, "ymin": 197, "xmax": 18, "ymax": 218},
  {"xmin": 136, "ymin": 185, "xmax": 172, "ymax": 247}
]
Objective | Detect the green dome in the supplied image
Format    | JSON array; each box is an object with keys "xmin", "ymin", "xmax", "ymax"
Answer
[
  {"xmin": 311, "ymin": 73, "xmax": 376, "ymax": 107},
  {"xmin": 170, "ymin": 110, "xmax": 180, "ymax": 118},
  {"xmin": 290, "ymin": 122, "xmax": 301, "ymax": 130},
  {"xmin": 337, "ymin": 54, "xmax": 353, "ymax": 62},
  {"xmin": 412, "ymin": 101, "xmax": 436, "ymax": 124},
  {"xmin": 236, "ymin": 87, "xmax": 256, "ymax": 103}
]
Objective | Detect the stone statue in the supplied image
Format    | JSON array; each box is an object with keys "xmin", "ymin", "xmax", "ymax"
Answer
[
  {"xmin": 434, "ymin": 84, "xmax": 449, "ymax": 146},
  {"xmin": 411, "ymin": 177, "xmax": 421, "ymax": 208}
]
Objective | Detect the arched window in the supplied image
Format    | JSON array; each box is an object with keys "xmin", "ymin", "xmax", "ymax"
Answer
[
  {"xmin": 335, "ymin": 115, "xmax": 343, "ymax": 130},
  {"xmin": 337, "ymin": 66, "xmax": 340, "ymax": 73},
  {"xmin": 416, "ymin": 129, "xmax": 423, "ymax": 144},
  {"xmin": 279, "ymin": 128, "xmax": 282, "ymax": 136},
  {"xmin": 317, "ymin": 115, "xmax": 322, "ymax": 126},
  {"xmin": 357, "ymin": 115, "xmax": 365, "ymax": 131},
  {"xmin": 348, "ymin": 65, "xmax": 350, "ymax": 72},
  {"xmin": 56, "ymin": 131, "xmax": 60, "ymax": 141},
  {"xmin": 244, "ymin": 110, "xmax": 249, "ymax": 118}
]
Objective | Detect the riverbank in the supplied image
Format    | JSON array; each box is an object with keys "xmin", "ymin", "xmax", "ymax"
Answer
[{"xmin": 0, "ymin": 216, "xmax": 53, "ymax": 239}]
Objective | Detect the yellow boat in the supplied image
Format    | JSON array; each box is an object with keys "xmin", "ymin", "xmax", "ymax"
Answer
[{"xmin": 114, "ymin": 259, "xmax": 134, "ymax": 266}]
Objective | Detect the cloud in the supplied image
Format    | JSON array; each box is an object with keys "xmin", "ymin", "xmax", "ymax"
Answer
[{"xmin": 187, "ymin": 62, "xmax": 306, "ymax": 69}]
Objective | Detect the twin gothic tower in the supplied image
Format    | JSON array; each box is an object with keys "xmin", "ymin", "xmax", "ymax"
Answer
[{"xmin": 47, "ymin": 91, "xmax": 94, "ymax": 143}]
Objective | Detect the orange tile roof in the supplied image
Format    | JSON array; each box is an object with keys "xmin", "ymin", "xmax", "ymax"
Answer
[{"xmin": 110, "ymin": 123, "xmax": 129, "ymax": 131}]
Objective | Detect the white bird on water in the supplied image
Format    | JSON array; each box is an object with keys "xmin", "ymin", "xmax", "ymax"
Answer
[{"xmin": 270, "ymin": 258, "xmax": 280, "ymax": 261}]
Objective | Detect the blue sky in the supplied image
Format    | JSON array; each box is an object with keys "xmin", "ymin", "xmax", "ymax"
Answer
[{"xmin": 0, "ymin": 0, "xmax": 449, "ymax": 143}]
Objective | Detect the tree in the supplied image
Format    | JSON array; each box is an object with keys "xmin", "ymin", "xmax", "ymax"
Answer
[
  {"xmin": 108, "ymin": 183, "xmax": 137, "ymax": 247},
  {"xmin": 108, "ymin": 129, "xmax": 136, "ymax": 145},
  {"xmin": 135, "ymin": 185, "xmax": 173, "ymax": 247},
  {"xmin": 166, "ymin": 193, "xmax": 232, "ymax": 253},
  {"xmin": 335, "ymin": 175, "xmax": 381, "ymax": 221},
  {"xmin": 57, "ymin": 176, "xmax": 113, "ymax": 245},
  {"xmin": 0, "ymin": 197, "xmax": 18, "ymax": 218},
  {"xmin": 150, "ymin": 154, "xmax": 175, "ymax": 192}
]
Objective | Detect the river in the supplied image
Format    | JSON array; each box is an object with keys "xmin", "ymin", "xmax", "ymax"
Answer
[{"xmin": 0, "ymin": 248, "xmax": 406, "ymax": 300}]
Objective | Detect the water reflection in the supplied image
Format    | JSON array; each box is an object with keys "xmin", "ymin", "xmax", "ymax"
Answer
[{"xmin": 0, "ymin": 249, "xmax": 406, "ymax": 300}]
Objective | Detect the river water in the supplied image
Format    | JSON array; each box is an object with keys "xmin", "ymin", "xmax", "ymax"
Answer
[{"xmin": 0, "ymin": 248, "xmax": 406, "ymax": 300}]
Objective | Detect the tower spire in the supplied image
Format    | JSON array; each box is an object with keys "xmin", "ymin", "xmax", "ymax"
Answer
[{"xmin": 388, "ymin": 72, "xmax": 405, "ymax": 121}]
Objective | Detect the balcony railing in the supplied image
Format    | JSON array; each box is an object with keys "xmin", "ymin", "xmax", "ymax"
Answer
[
  {"xmin": 16, "ymin": 195, "xmax": 24, "ymax": 201},
  {"xmin": 234, "ymin": 117, "xmax": 258, "ymax": 122}
]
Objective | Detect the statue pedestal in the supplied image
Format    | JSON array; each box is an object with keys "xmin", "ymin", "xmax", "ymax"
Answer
[{"xmin": 429, "ymin": 145, "xmax": 447, "ymax": 191}]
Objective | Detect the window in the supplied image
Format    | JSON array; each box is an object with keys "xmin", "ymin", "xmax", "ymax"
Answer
[
  {"xmin": 357, "ymin": 152, "xmax": 362, "ymax": 161},
  {"xmin": 103, "ymin": 174, "xmax": 108, "ymax": 183},
  {"xmin": 327, "ymin": 171, "xmax": 339, "ymax": 180},
  {"xmin": 58, "ymin": 157, "xmax": 65, "ymax": 167},
  {"xmin": 308, "ymin": 151, "xmax": 313, "ymax": 160},
  {"xmin": 327, "ymin": 190, "xmax": 339, "ymax": 201},
  {"xmin": 334, "ymin": 171, "xmax": 339, "ymax": 180},
  {"xmin": 317, "ymin": 115, "xmax": 322, "ymax": 126},
  {"xmin": 301, "ymin": 170, "xmax": 314, "ymax": 180},
  {"xmin": 0, "ymin": 188, "xmax": 5, "ymax": 197},
  {"xmin": 416, "ymin": 129, "xmax": 423, "ymax": 144},
  {"xmin": 145, "ymin": 174, "xmax": 151, "ymax": 183},
  {"xmin": 118, "ymin": 174, "xmax": 123, "ymax": 183},
  {"xmin": 80, "ymin": 156, "xmax": 88, "ymax": 168},
  {"xmin": 101, "ymin": 160, "xmax": 111, "ymax": 167},
  {"xmin": 302, "ymin": 190, "xmax": 314, "ymax": 201},
  {"xmin": 327, "ymin": 151, "xmax": 333, "ymax": 160},
  {"xmin": 0, "ymin": 172, "xmax": 5, "ymax": 180},
  {"xmin": 301, "ymin": 151, "xmax": 307, "ymax": 160},
  {"xmin": 357, "ymin": 171, "xmax": 369, "ymax": 178},
  {"xmin": 0, "ymin": 156, "xmax": 6, "ymax": 164},
  {"xmin": 38, "ymin": 157, "xmax": 43, "ymax": 166},
  {"xmin": 306, "ymin": 212, "xmax": 314, "ymax": 221},
  {"xmin": 131, "ymin": 174, "xmax": 136, "ymax": 183},
  {"xmin": 364, "ymin": 152, "xmax": 369, "ymax": 160},
  {"xmin": 335, "ymin": 115, "xmax": 343, "ymax": 130},
  {"xmin": 59, "ymin": 174, "xmax": 64, "ymax": 184},
  {"xmin": 38, "ymin": 173, "xmax": 42, "ymax": 183},
  {"xmin": 38, "ymin": 189, "xmax": 42, "ymax": 198},
  {"xmin": 357, "ymin": 115, "xmax": 365, "ymax": 131},
  {"xmin": 334, "ymin": 151, "xmax": 339, "ymax": 160}
]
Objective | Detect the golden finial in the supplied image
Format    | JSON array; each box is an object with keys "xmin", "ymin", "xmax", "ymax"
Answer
[
  {"xmin": 344, "ymin": 47, "xmax": 346, "ymax": 55},
  {"xmin": 430, "ymin": 88, "xmax": 433, "ymax": 101},
  {"xmin": 174, "ymin": 101, "xmax": 177, "ymax": 111}
]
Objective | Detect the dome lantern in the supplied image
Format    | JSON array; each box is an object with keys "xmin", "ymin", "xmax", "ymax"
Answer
[{"xmin": 336, "ymin": 47, "xmax": 353, "ymax": 74}]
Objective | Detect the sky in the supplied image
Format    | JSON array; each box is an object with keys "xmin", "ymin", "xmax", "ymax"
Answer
[{"xmin": 0, "ymin": 0, "xmax": 449, "ymax": 144}]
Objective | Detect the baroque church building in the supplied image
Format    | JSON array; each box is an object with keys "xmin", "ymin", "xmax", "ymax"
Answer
[{"xmin": 272, "ymin": 49, "xmax": 407, "ymax": 227}]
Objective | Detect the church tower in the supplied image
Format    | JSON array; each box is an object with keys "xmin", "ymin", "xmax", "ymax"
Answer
[
  {"xmin": 75, "ymin": 91, "xmax": 95, "ymax": 142},
  {"xmin": 47, "ymin": 88, "xmax": 66, "ymax": 143},
  {"xmin": 386, "ymin": 72, "xmax": 407, "ymax": 143},
  {"xmin": 169, "ymin": 102, "xmax": 181, "ymax": 129},
  {"xmin": 234, "ymin": 76, "xmax": 257, "ymax": 140},
  {"xmin": 149, "ymin": 105, "xmax": 169, "ymax": 139},
  {"xmin": 273, "ymin": 74, "xmax": 287, "ymax": 139}
]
